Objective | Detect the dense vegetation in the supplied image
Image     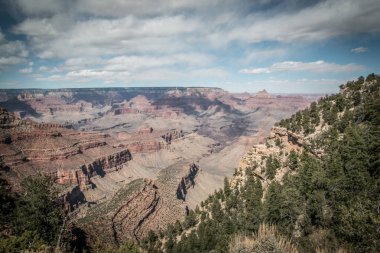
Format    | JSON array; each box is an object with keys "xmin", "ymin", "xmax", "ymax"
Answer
[
  {"xmin": 0, "ymin": 174, "xmax": 141, "ymax": 252},
  {"xmin": 142, "ymin": 74, "xmax": 380, "ymax": 253},
  {"xmin": 0, "ymin": 175, "xmax": 65, "ymax": 252}
]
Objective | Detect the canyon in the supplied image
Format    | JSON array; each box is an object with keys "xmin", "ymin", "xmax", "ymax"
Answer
[{"xmin": 0, "ymin": 87, "xmax": 319, "ymax": 244}]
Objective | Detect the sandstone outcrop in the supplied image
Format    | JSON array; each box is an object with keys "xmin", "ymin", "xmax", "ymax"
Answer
[
  {"xmin": 176, "ymin": 163, "xmax": 199, "ymax": 201},
  {"xmin": 53, "ymin": 149, "xmax": 131, "ymax": 190}
]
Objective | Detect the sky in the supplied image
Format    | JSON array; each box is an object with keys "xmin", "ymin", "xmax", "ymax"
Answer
[{"xmin": 0, "ymin": 0, "xmax": 380, "ymax": 93}]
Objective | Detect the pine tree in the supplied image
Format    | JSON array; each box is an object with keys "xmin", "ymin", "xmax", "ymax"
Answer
[
  {"xmin": 14, "ymin": 174, "xmax": 64, "ymax": 245},
  {"xmin": 0, "ymin": 178, "xmax": 16, "ymax": 229},
  {"xmin": 224, "ymin": 177, "xmax": 231, "ymax": 198},
  {"xmin": 286, "ymin": 150, "xmax": 298, "ymax": 170},
  {"xmin": 265, "ymin": 155, "xmax": 280, "ymax": 180}
]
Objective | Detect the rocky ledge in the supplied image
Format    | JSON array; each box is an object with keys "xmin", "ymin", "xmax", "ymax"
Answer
[
  {"xmin": 53, "ymin": 149, "xmax": 132, "ymax": 190},
  {"xmin": 176, "ymin": 163, "xmax": 199, "ymax": 201}
]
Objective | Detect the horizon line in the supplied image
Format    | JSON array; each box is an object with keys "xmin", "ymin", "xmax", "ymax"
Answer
[{"xmin": 0, "ymin": 86, "xmax": 329, "ymax": 95}]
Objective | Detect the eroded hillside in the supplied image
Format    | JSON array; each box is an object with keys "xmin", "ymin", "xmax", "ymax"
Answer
[{"xmin": 0, "ymin": 87, "xmax": 319, "ymax": 248}]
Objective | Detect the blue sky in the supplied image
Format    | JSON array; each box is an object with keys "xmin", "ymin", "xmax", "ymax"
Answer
[{"xmin": 0, "ymin": 0, "xmax": 379, "ymax": 93}]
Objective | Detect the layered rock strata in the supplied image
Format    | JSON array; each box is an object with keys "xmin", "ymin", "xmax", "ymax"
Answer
[
  {"xmin": 112, "ymin": 179, "xmax": 161, "ymax": 244},
  {"xmin": 0, "ymin": 108, "xmax": 132, "ymax": 191},
  {"xmin": 53, "ymin": 149, "xmax": 131, "ymax": 190},
  {"xmin": 117, "ymin": 128, "xmax": 184, "ymax": 153}
]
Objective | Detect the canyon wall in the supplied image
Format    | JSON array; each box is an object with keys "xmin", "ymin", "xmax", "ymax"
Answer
[{"xmin": 0, "ymin": 108, "xmax": 132, "ymax": 192}]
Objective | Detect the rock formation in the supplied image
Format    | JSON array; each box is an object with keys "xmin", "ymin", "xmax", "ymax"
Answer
[
  {"xmin": 255, "ymin": 89, "xmax": 270, "ymax": 98},
  {"xmin": 112, "ymin": 179, "xmax": 161, "ymax": 244},
  {"xmin": 118, "ymin": 129, "xmax": 184, "ymax": 153},
  {"xmin": 176, "ymin": 163, "xmax": 199, "ymax": 201},
  {"xmin": 53, "ymin": 149, "xmax": 132, "ymax": 190},
  {"xmin": 0, "ymin": 108, "xmax": 132, "ymax": 192},
  {"xmin": 162, "ymin": 130, "xmax": 184, "ymax": 144}
]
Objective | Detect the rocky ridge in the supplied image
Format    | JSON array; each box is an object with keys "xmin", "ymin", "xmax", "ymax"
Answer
[{"xmin": 232, "ymin": 125, "xmax": 311, "ymax": 193}]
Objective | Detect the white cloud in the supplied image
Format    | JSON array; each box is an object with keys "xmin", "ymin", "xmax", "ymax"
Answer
[
  {"xmin": 351, "ymin": 47, "xmax": 368, "ymax": 53},
  {"xmin": 13, "ymin": 19, "xmax": 57, "ymax": 37},
  {"xmin": 64, "ymin": 57, "xmax": 103, "ymax": 67},
  {"xmin": 34, "ymin": 52, "xmax": 217, "ymax": 85},
  {"xmin": 38, "ymin": 66, "xmax": 61, "ymax": 73},
  {"xmin": 0, "ymin": 30, "xmax": 28, "ymax": 70},
  {"xmin": 4, "ymin": 0, "xmax": 380, "ymax": 87},
  {"xmin": 16, "ymin": 0, "xmax": 66, "ymax": 15},
  {"xmin": 38, "ymin": 66, "xmax": 48, "ymax": 71},
  {"xmin": 0, "ymin": 41, "xmax": 28, "ymax": 58},
  {"xmin": 13, "ymin": 15, "xmax": 202, "ymax": 60},
  {"xmin": 38, "ymin": 66, "xmax": 228, "ymax": 84},
  {"xmin": 241, "ymin": 67, "xmax": 271, "ymax": 74},
  {"xmin": 19, "ymin": 67, "xmax": 33, "ymax": 73},
  {"xmin": 105, "ymin": 53, "xmax": 214, "ymax": 71},
  {"xmin": 105, "ymin": 56, "xmax": 176, "ymax": 72},
  {"xmin": 66, "ymin": 69, "xmax": 131, "ymax": 82},
  {"xmin": 127, "ymin": 67, "xmax": 228, "ymax": 82},
  {"xmin": 240, "ymin": 60, "xmax": 365, "ymax": 74},
  {"xmin": 10, "ymin": 0, "xmax": 380, "ymax": 61},
  {"xmin": 73, "ymin": 0, "xmax": 234, "ymax": 18},
  {"xmin": 36, "ymin": 74, "xmax": 63, "ymax": 82},
  {"xmin": 214, "ymin": 0, "xmax": 380, "ymax": 44},
  {"xmin": 245, "ymin": 48, "xmax": 287, "ymax": 63},
  {"xmin": 171, "ymin": 53, "xmax": 215, "ymax": 66},
  {"xmin": 9, "ymin": 0, "xmax": 380, "ymax": 58},
  {"xmin": 0, "ymin": 56, "xmax": 25, "ymax": 66}
]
